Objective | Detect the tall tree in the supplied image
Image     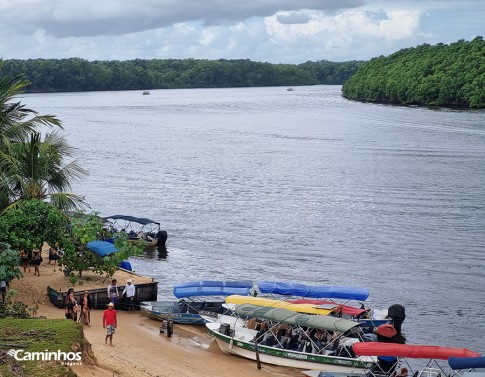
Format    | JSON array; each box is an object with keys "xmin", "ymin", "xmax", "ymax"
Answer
[
  {"xmin": 1, "ymin": 131, "xmax": 87, "ymax": 211},
  {"xmin": 0, "ymin": 64, "xmax": 86, "ymax": 211}
]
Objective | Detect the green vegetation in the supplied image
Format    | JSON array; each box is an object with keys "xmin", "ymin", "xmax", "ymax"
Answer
[
  {"xmin": 0, "ymin": 67, "xmax": 87, "ymax": 211},
  {"xmin": 0, "ymin": 58, "xmax": 363, "ymax": 92},
  {"xmin": 62, "ymin": 211, "xmax": 143, "ymax": 279},
  {"xmin": 0, "ymin": 289, "xmax": 36, "ymax": 319},
  {"xmin": 0, "ymin": 317, "xmax": 82, "ymax": 377},
  {"xmin": 0, "ymin": 200, "xmax": 143, "ymax": 280},
  {"xmin": 342, "ymin": 37, "xmax": 484, "ymax": 108},
  {"xmin": 0, "ymin": 243, "xmax": 22, "ymax": 284},
  {"xmin": 0, "ymin": 200, "xmax": 68, "ymax": 251},
  {"xmin": 0, "ymin": 70, "xmax": 142, "ymax": 282}
]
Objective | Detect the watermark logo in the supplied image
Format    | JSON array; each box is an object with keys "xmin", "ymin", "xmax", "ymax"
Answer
[{"xmin": 7, "ymin": 349, "xmax": 82, "ymax": 366}]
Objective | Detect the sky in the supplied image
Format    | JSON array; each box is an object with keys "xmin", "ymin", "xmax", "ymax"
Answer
[{"xmin": 0, "ymin": 0, "xmax": 483, "ymax": 64}]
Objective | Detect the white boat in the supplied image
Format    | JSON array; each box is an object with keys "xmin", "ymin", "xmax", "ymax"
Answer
[{"xmin": 206, "ymin": 303, "xmax": 377, "ymax": 372}]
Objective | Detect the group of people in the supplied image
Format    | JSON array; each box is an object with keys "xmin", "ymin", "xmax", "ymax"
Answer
[
  {"xmin": 65, "ymin": 289, "xmax": 92, "ymax": 325},
  {"xmin": 19, "ymin": 246, "xmax": 61, "ymax": 277},
  {"xmin": 107, "ymin": 278, "xmax": 137, "ymax": 313},
  {"xmin": 63, "ymin": 278, "xmax": 136, "ymax": 346}
]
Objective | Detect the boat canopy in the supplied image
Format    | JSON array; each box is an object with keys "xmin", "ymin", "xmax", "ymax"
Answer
[
  {"xmin": 352, "ymin": 343, "xmax": 481, "ymax": 360},
  {"xmin": 257, "ymin": 281, "xmax": 369, "ymax": 301},
  {"xmin": 86, "ymin": 240, "xmax": 118, "ymax": 257},
  {"xmin": 235, "ymin": 303, "xmax": 359, "ymax": 333},
  {"xmin": 104, "ymin": 215, "xmax": 160, "ymax": 226},
  {"xmin": 289, "ymin": 299, "xmax": 368, "ymax": 317},
  {"xmin": 449, "ymin": 356, "xmax": 485, "ymax": 370},
  {"xmin": 226, "ymin": 295, "xmax": 334, "ymax": 316},
  {"xmin": 173, "ymin": 281, "xmax": 253, "ymax": 299}
]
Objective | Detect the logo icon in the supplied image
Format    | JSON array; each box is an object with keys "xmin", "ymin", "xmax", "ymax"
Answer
[
  {"xmin": 7, "ymin": 349, "xmax": 16, "ymax": 357},
  {"xmin": 6, "ymin": 349, "xmax": 82, "ymax": 366}
]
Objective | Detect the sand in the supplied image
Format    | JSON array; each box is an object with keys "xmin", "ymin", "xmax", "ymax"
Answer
[{"xmin": 9, "ymin": 249, "xmax": 302, "ymax": 377}]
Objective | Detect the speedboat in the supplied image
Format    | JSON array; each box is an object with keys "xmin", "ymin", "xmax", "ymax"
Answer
[
  {"xmin": 206, "ymin": 303, "xmax": 378, "ymax": 371},
  {"xmin": 140, "ymin": 280, "xmax": 253, "ymax": 325}
]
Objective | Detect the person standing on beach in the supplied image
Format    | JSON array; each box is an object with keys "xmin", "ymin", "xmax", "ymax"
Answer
[
  {"xmin": 65, "ymin": 291, "xmax": 79, "ymax": 322},
  {"xmin": 121, "ymin": 279, "xmax": 136, "ymax": 313},
  {"xmin": 20, "ymin": 250, "xmax": 30, "ymax": 273},
  {"xmin": 32, "ymin": 248, "xmax": 42, "ymax": 276},
  {"xmin": 107, "ymin": 279, "xmax": 119, "ymax": 306},
  {"xmin": 103, "ymin": 302, "xmax": 117, "ymax": 346},
  {"xmin": 0, "ymin": 280, "xmax": 9, "ymax": 303},
  {"xmin": 80, "ymin": 291, "xmax": 92, "ymax": 325}
]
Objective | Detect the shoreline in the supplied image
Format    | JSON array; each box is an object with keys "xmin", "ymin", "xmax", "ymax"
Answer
[{"xmin": 10, "ymin": 254, "xmax": 300, "ymax": 377}]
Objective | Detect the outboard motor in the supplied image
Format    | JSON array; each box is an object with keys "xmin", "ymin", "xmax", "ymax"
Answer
[
  {"xmin": 156, "ymin": 230, "xmax": 168, "ymax": 247},
  {"xmin": 388, "ymin": 304, "xmax": 406, "ymax": 334},
  {"xmin": 375, "ymin": 324, "xmax": 400, "ymax": 374}
]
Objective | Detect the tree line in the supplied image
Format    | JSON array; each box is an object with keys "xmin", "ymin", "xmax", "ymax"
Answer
[
  {"xmin": 0, "ymin": 58, "xmax": 363, "ymax": 93},
  {"xmin": 342, "ymin": 37, "xmax": 484, "ymax": 108}
]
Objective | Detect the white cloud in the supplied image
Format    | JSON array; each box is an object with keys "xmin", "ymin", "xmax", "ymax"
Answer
[
  {"xmin": 263, "ymin": 9, "xmax": 423, "ymax": 60},
  {"xmin": 0, "ymin": 0, "xmax": 364, "ymax": 37},
  {"xmin": 0, "ymin": 0, "xmax": 483, "ymax": 63}
]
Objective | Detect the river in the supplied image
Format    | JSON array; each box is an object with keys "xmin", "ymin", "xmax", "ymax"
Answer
[{"xmin": 24, "ymin": 85, "xmax": 485, "ymax": 353}]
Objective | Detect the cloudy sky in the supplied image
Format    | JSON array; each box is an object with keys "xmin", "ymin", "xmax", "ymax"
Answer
[{"xmin": 0, "ymin": 0, "xmax": 483, "ymax": 63}]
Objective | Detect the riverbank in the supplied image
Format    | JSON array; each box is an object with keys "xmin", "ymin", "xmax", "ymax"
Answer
[{"xmin": 9, "ymin": 254, "xmax": 300, "ymax": 377}]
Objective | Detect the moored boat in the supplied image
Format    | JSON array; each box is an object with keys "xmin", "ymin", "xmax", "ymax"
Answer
[
  {"xmin": 140, "ymin": 280, "xmax": 253, "ymax": 325},
  {"xmin": 206, "ymin": 303, "xmax": 377, "ymax": 371},
  {"xmin": 303, "ymin": 342, "xmax": 482, "ymax": 377},
  {"xmin": 103, "ymin": 215, "xmax": 168, "ymax": 248},
  {"xmin": 256, "ymin": 281, "xmax": 393, "ymax": 329}
]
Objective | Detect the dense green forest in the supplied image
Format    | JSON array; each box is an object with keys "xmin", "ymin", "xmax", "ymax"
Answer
[
  {"xmin": 0, "ymin": 58, "xmax": 363, "ymax": 92},
  {"xmin": 342, "ymin": 37, "xmax": 484, "ymax": 108}
]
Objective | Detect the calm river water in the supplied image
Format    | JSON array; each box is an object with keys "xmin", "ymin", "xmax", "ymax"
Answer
[{"xmin": 24, "ymin": 86, "xmax": 485, "ymax": 353}]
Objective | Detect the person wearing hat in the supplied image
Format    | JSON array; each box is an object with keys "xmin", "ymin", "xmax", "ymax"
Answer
[
  {"xmin": 122, "ymin": 279, "xmax": 136, "ymax": 313},
  {"xmin": 103, "ymin": 302, "xmax": 117, "ymax": 346}
]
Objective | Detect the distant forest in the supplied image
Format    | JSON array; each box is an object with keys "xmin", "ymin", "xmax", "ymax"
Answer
[
  {"xmin": 342, "ymin": 37, "xmax": 484, "ymax": 108},
  {"xmin": 0, "ymin": 58, "xmax": 363, "ymax": 93}
]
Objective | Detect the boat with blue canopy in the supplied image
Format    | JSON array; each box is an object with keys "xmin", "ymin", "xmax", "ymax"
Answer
[
  {"xmin": 103, "ymin": 215, "xmax": 167, "ymax": 248},
  {"xmin": 140, "ymin": 280, "xmax": 253, "ymax": 325},
  {"xmin": 257, "ymin": 281, "xmax": 370, "ymax": 301},
  {"xmin": 256, "ymin": 281, "xmax": 394, "ymax": 329}
]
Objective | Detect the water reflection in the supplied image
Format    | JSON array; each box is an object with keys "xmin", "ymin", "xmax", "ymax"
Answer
[{"xmin": 139, "ymin": 245, "xmax": 168, "ymax": 260}]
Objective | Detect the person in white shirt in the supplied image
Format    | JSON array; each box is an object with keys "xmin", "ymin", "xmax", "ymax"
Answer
[{"xmin": 122, "ymin": 279, "xmax": 136, "ymax": 313}]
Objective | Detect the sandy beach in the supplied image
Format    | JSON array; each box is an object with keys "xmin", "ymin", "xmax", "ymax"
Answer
[{"xmin": 9, "ymin": 249, "xmax": 301, "ymax": 377}]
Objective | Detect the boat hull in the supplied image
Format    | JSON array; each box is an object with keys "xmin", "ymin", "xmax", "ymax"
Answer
[
  {"xmin": 140, "ymin": 300, "xmax": 227, "ymax": 325},
  {"xmin": 127, "ymin": 237, "xmax": 159, "ymax": 248},
  {"xmin": 207, "ymin": 324, "xmax": 374, "ymax": 371},
  {"xmin": 141, "ymin": 308, "xmax": 206, "ymax": 325}
]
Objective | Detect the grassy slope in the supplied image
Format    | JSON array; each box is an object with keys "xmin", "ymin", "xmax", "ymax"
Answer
[{"xmin": 0, "ymin": 318, "xmax": 83, "ymax": 377}]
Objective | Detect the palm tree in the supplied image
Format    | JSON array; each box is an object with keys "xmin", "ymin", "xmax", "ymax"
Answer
[
  {"xmin": 1, "ymin": 131, "xmax": 88, "ymax": 211},
  {"xmin": 0, "ymin": 63, "xmax": 87, "ymax": 211},
  {"xmin": 0, "ymin": 67, "xmax": 61, "ymax": 152}
]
